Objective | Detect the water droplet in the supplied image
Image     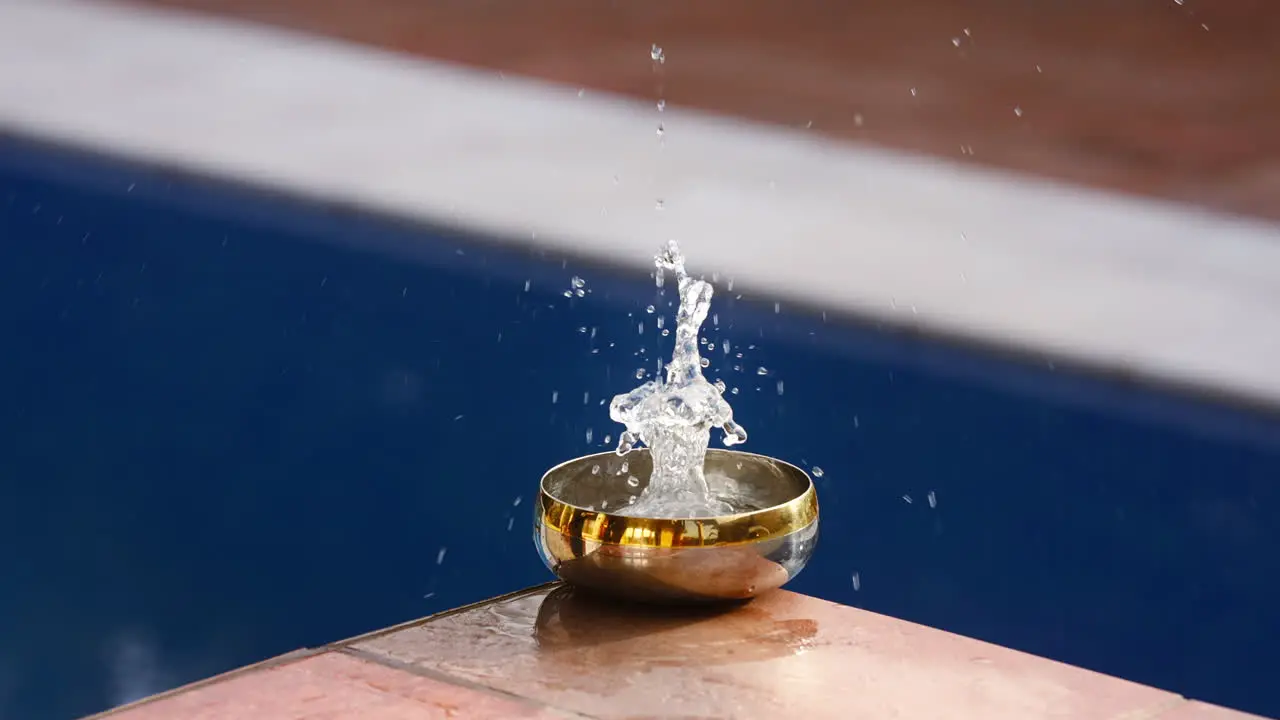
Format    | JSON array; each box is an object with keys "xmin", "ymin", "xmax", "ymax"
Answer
[
  {"xmin": 661, "ymin": 328, "xmax": 670, "ymax": 336},
  {"xmin": 776, "ymin": 380, "xmax": 785, "ymax": 395},
  {"xmin": 730, "ymin": 387, "xmax": 739, "ymax": 395},
  {"xmin": 591, "ymin": 464, "xmax": 600, "ymax": 475},
  {"xmin": 714, "ymin": 379, "xmax": 727, "ymax": 393},
  {"xmin": 646, "ymin": 304, "xmax": 655, "ymax": 314},
  {"xmin": 563, "ymin": 290, "xmax": 572, "ymax": 298},
  {"xmin": 656, "ymin": 99, "xmax": 666, "ymax": 112},
  {"xmin": 586, "ymin": 428, "xmax": 594, "ymax": 443},
  {"xmin": 603, "ymin": 434, "xmax": 612, "ymax": 445},
  {"xmin": 756, "ymin": 366, "xmax": 769, "ymax": 376},
  {"xmin": 634, "ymin": 368, "xmax": 646, "ymax": 379},
  {"xmin": 655, "ymin": 199, "xmax": 665, "ymax": 210},
  {"xmin": 903, "ymin": 494, "xmax": 914, "ymax": 504},
  {"xmin": 910, "ymin": 87, "xmax": 918, "ymax": 97},
  {"xmin": 551, "ymin": 391, "xmax": 559, "ymax": 404},
  {"xmin": 699, "ymin": 357, "xmax": 710, "ymax": 368},
  {"xmin": 851, "ymin": 572, "xmax": 861, "ymax": 591},
  {"xmin": 571, "ymin": 276, "xmax": 586, "ymax": 288},
  {"xmin": 812, "ymin": 466, "xmax": 825, "ymax": 478},
  {"xmin": 952, "ymin": 37, "xmax": 961, "ymax": 47},
  {"xmin": 616, "ymin": 431, "xmax": 639, "ymax": 455},
  {"xmin": 626, "ymin": 476, "xmax": 640, "ymax": 488},
  {"xmin": 721, "ymin": 420, "xmax": 748, "ymax": 446},
  {"xmin": 513, "ymin": 496, "xmax": 523, "ymax": 507},
  {"xmin": 650, "ymin": 44, "xmax": 665, "ymax": 63},
  {"xmin": 927, "ymin": 490, "xmax": 937, "ymax": 508},
  {"xmin": 436, "ymin": 547, "xmax": 447, "ymax": 565},
  {"xmin": 1013, "ymin": 106, "xmax": 1024, "ymax": 117},
  {"xmin": 601, "ymin": 499, "xmax": 609, "ymax": 509},
  {"xmin": 656, "ymin": 124, "xmax": 665, "ymax": 137},
  {"xmin": 575, "ymin": 288, "xmax": 586, "ymax": 297},
  {"xmin": 774, "ymin": 302, "xmax": 781, "ymax": 314}
]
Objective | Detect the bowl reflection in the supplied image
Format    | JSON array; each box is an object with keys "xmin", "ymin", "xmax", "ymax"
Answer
[{"xmin": 533, "ymin": 584, "xmax": 820, "ymax": 668}]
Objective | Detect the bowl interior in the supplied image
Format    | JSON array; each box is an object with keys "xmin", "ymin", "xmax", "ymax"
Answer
[{"xmin": 540, "ymin": 448, "xmax": 811, "ymax": 517}]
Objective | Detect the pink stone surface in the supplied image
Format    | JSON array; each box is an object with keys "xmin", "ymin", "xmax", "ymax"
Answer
[
  {"xmin": 90, "ymin": 586, "xmax": 1275, "ymax": 720},
  {"xmin": 351, "ymin": 585, "xmax": 1185, "ymax": 720},
  {"xmin": 103, "ymin": 651, "xmax": 556, "ymax": 720}
]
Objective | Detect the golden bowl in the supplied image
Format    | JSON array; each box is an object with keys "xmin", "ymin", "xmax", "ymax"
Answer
[{"xmin": 534, "ymin": 448, "xmax": 819, "ymax": 603}]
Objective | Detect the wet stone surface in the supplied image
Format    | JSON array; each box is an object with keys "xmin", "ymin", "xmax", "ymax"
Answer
[
  {"xmin": 94, "ymin": 584, "xmax": 1274, "ymax": 719},
  {"xmin": 350, "ymin": 585, "xmax": 1183, "ymax": 720}
]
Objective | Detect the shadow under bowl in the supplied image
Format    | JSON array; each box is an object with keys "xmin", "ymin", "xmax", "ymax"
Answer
[{"xmin": 534, "ymin": 448, "xmax": 819, "ymax": 604}]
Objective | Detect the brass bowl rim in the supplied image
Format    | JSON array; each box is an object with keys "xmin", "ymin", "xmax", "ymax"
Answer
[{"xmin": 537, "ymin": 448, "xmax": 818, "ymax": 549}]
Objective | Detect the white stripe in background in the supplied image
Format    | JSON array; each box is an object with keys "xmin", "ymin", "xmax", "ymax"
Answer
[{"xmin": 1, "ymin": 0, "xmax": 1279, "ymax": 407}]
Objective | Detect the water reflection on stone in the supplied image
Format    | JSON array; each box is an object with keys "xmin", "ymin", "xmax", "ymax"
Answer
[{"xmin": 533, "ymin": 585, "xmax": 819, "ymax": 671}]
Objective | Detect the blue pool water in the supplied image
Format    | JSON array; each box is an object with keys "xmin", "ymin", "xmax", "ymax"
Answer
[{"xmin": 2, "ymin": 138, "xmax": 1279, "ymax": 719}]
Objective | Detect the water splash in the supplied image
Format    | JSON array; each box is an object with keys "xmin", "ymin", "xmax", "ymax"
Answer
[{"xmin": 609, "ymin": 241, "xmax": 747, "ymax": 518}]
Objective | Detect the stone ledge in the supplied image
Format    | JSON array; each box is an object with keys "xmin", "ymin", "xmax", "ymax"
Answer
[{"xmin": 95, "ymin": 584, "xmax": 1272, "ymax": 720}]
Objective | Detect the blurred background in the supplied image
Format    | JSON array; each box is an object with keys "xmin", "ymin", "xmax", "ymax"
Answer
[
  {"xmin": 2, "ymin": 1, "xmax": 1279, "ymax": 719},
  {"xmin": 142, "ymin": 0, "xmax": 1280, "ymax": 218}
]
